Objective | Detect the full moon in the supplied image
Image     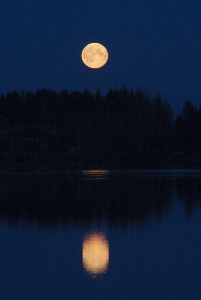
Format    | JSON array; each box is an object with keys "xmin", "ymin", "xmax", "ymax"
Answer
[{"xmin": 81, "ymin": 43, "xmax": 108, "ymax": 68}]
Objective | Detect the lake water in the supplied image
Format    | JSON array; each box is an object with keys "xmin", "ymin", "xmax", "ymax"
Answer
[{"xmin": 1, "ymin": 170, "xmax": 201, "ymax": 300}]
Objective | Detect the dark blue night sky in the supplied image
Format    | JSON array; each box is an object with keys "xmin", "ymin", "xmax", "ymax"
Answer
[{"xmin": 0, "ymin": 0, "xmax": 201, "ymax": 114}]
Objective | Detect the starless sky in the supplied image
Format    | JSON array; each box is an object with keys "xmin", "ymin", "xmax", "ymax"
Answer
[{"xmin": 0, "ymin": 0, "xmax": 201, "ymax": 114}]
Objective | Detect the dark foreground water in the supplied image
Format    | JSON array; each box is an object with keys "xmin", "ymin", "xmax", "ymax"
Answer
[{"xmin": 1, "ymin": 170, "xmax": 201, "ymax": 300}]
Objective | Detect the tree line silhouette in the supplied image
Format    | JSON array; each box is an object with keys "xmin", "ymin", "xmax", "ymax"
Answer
[{"xmin": 0, "ymin": 87, "xmax": 200, "ymax": 169}]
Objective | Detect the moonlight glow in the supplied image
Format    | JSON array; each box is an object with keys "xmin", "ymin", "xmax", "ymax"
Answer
[
  {"xmin": 82, "ymin": 232, "xmax": 109, "ymax": 276},
  {"xmin": 81, "ymin": 43, "xmax": 108, "ymax": 68}
]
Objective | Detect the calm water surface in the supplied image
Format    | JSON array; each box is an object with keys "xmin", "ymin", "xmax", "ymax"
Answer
[{"xmin": 1, "ymin": 170, "xmax": 201, "ymax": 300}]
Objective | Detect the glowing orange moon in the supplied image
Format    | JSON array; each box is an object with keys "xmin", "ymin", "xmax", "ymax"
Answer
[
  {"xmin": 81, "ymin": 43, "xmax": 108, "ymax": 68},
  {"xmin": 82, "ymin": 232, "xmax": 109, "ymax": 276}
]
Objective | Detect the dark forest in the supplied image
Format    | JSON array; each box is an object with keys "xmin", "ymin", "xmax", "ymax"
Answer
[{"xmin": 0, "ymin": 87, "xmax": 200, "ymax": 170}]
